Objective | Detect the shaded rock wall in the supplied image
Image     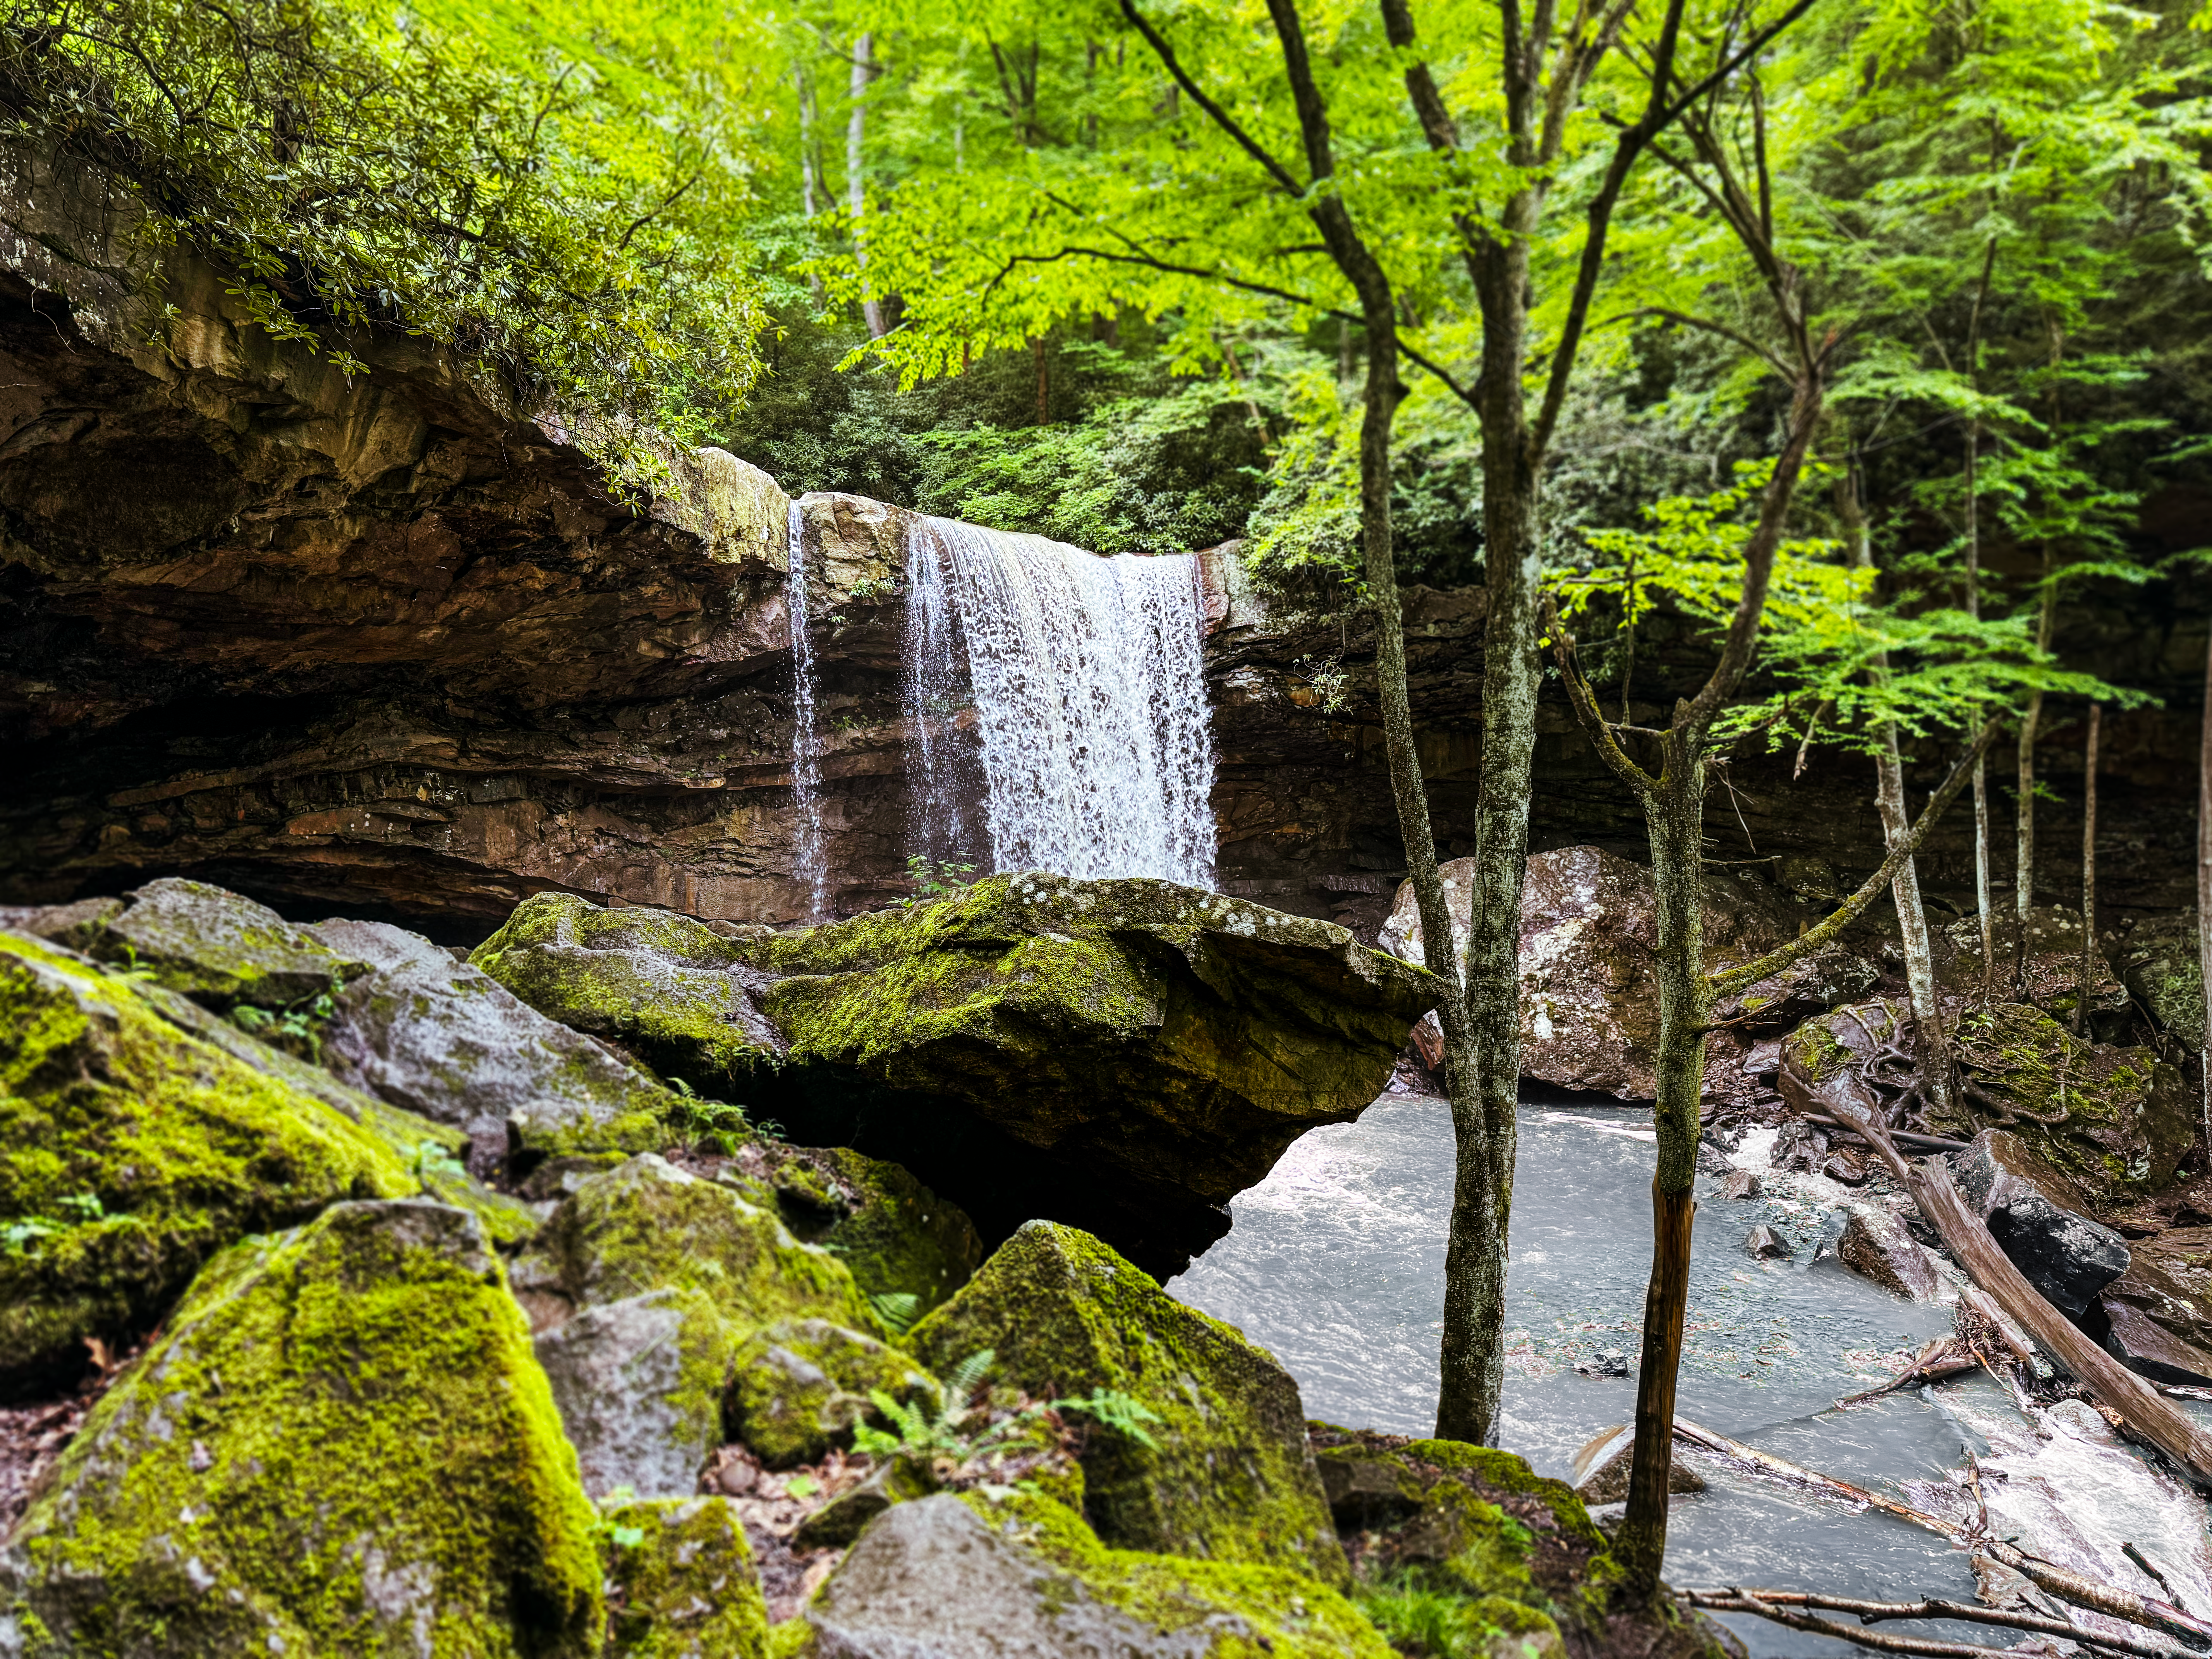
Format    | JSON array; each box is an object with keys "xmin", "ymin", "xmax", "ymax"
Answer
[{"xmin": 4, "ymin": 139, "xmax": 2206, "ymax": 940}]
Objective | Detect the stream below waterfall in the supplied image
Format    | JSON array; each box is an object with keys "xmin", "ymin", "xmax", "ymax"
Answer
[{"xmin": 1168, "ymin": 1094, "xmax": 2212, "ymax": 1656}]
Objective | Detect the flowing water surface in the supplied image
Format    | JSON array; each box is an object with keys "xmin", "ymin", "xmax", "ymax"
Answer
[{"xmin": 1168, "ymin": 1094, "xmax": 2212, "ymax": 1655}]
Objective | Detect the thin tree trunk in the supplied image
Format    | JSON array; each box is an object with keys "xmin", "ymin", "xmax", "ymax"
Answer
[
  {"xmin": 847, "ymin": 33, "xmax": 887, "ymax": 340},
  {"xmin": 795, "ymin": 64, "xmax": 826, "ymax": 308},
  {"xmin": 1033, "ymin": 337, "xmax": 1048, "ymax": 426},
  {"xmin": 1965, "ymin": 426, "xmax": 1994, "ymax": 997},
  {"xmin": 2200, "ymin": 621, "xmax": 2212, "ymax": 1159},
  {"xmin": 1616, "ymin": 736, "xmax": 1705, "ymax": 1595},
  {"xmin": 2077, "ymin": 703, "xmax": 2100, "ymax": 1036},
  {"xmin": 2014, "ymin": 566, "xmax": 2056, "ymax": 989}
]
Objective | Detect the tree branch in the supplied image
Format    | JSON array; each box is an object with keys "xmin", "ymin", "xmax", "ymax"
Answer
[
  {"xmin": 1544, "ymin": 593, "xmax": 1659, "ymax": 795},
  {"xmin": 1117, "ymin": 0, "xmax": 1308, "ymax": 196},
  {"xmin": 1681, "ymin": 1589, "xmax": 2197, "ymax": 1659},
  {"xmin": 1707, "ymin": 720, "xmax": 1998, "ymax": 998}
]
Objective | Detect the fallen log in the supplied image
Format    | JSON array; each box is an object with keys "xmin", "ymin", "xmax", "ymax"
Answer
[
  {"xmin": 1803, "ymin": 1113, "xmax": 1969, "ymax": 1153},
  {"xmin": 1682, "ymin": 1589, "xmax": 2197, "ymax": 1659},
  {"xmin": 1831, "ymin": 1099, "xmax": 2212, "ymax": 1489},
  {"xmin": 1671, "ymin": 1417, "xmax": 2212, "ymax": 1650},
  {"xmin": 1834, "ymin": 1336, "xmax": 1978, "ymax": 1410}
]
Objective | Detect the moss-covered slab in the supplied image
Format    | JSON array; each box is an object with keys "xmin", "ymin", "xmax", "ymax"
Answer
[
  {"xmin": 316, "ymin": 917, "xmax": 678, "ymax": 1168},
  {"xmin": 721, "ymin": 1140, "xmax": 982, "ymax": 1317},
  {"xmin": 601, "ymin": 1496, "xmax": 769, "ymax": 1658},
  {"xmin": 1941, "ymin": 1003, "xmax": 2193, "ymax": 1197},
  {"xmin": 472, "ymin": 893, "xmax": 783, "ymax": 1085},
  {"xmin": 1939, "ymin": 906, "xmax": 2130, "ymax": 1024},
  {"xmin": 536, "ymin": 1286, "xmax": 737, "ymax": 1499},
  {"xmin": 0, "ymin": 929, "xmax": 419, "ymax": 1383},
  {"xmin": 906, "ymin": 1219, "xmax": 1344, "ymax": 1582},
  {"xmin": 726, "ymin": 1317, "xmax": 935, "ymax": 1469},
  {"xmin": 512, "ymin": 1153, "xmax": 874, "ymax": 1340},
  {"xmin": 2112, "ymin": 911, "xmax": 2204, "ymax": 1049},
  {"xmin": 785, "ymin": 1491, "xmax": 1392, "ymax": 1658},
  {"xmin": 66, "ymin": 878, "xmax": 363, "ymax": 1011},
  {"xmin": 0, "ymin": 1200, "xmax": 603, "ymax": 1656},
  {"xmin": 1309, "ymin": 1425, "xmax": 1618, "ymax": 1642}
]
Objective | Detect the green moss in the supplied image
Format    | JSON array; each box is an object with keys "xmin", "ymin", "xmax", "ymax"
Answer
[
  {"xmin": 472, "ymin": 893, "xmax": 778, "ymax": 1084},
  {"xmin": 600, "ymin": 1496, "xmax": 769, "ymax": 1657},
  {"xmin": 746, "ymin": 1144, "xmax": 983, "ymax": 1316},
  {"xmin": 3, "ymin": 1201, "xmax": 603, "ymax": 1655},
  {"xmin": 908, "ymin": 1220, "xmax": 1346, "ymax": 1583},
  {"xmin": 726, "ymin": 1317, "xmax": 936, "ymax": 1468},
  {"xmin": 75, "ymin": 878, "xmax": 361, "ymax": 1011},
  {"xmin": 521, "ymin": 1153, "xmax": 875, "ymax": 1340},
  {"xmin": 958, "ymin": 1488, "xmax": 1394, "ymax": 1657},
  {"xmin": 1401, "ymin": 1441, "xmax": 1604, "ymax": 1550},
  {"xmin": 0, "ymin": 930, "xmax": 420, "ymax": 1377}
]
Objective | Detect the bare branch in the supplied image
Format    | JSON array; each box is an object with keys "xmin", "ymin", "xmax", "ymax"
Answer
[
  {"xmin": 1543, "ymin": 594, "xmax": 1659, "ymax": 795},
  {"xmin": 1117, "ymin": 0, "xmax": 1307, "ymax": 196}
]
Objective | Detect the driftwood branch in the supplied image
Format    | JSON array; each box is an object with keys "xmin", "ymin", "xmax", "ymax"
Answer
[
  {"xmin": 1832, "ymin": 1336, "xmax": 1977, "ymax": 1409},
  {"xmin": 1671, "ymin": 1417, "xmax": 2212, "ymax": 1648},
  {"xmin": 1683, "ymin": 1589, "xmax": 2200, "ymax": 1659}
]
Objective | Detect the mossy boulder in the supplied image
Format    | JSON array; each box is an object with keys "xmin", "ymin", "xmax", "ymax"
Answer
[
  {"xmin": 906, "ymin": 1219, "xmax": 1345, "ymax": 1583},
  {"xmin": 316, "ymin": 917, "xmax": 678, "ymax": 1169},
  {"xmin": 725, "ymin": 1317, "xmax": 935, "ymax": 1468},
  {"xmin": 2112, "ymin": 911, "xmax": 2204, "ymax": 1048},
  {"xmin": 472, "ymin": 893, "xmax": 782, "ymax": 1085},
  {"xmin": 1942, "ymin": 1003, "xmax": 2193, "ymax": 1197},
  {"xmin": 600, "ymin": 1496, "xmax": 769, "ymax": 1658},
  {"xmin": 1938, "ymin": 906, "xmax": 2130, "ymax": 1024},
  {"xmin": 1309, "ymin": 1425, "xmax": 1616, "ymax": 1638},
  {"xmin": 0, "ymin": 929, "xmax": 420, "ymax": 1384},
  {"xmin": 723, "ymin": 1140, "xmax": 982, "ymax": 1317},
  {"xmin": 510, "ymin": 1153, "xmax": 875, "ymax": 1340},
  {"xmin": 536, "ymin": 1286, "xmax": 738, "ymax": 1499},
  {"xmin": 0, "ymin": 1200, "xmax": 604, "ymax": 1656},
  {"xmin": 785, "ymin": 1491, "xmax": 1393, "ymax": 1658},
  {"xmin": 50, "ymin": 878, "xmax": 362, "ymax": 1012}
]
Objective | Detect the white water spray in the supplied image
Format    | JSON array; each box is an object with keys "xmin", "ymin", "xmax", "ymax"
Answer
[
  {"xmin": 787, "ymin": 501, "xmax": 828, "ymax": 919},
  {"xmin": 903, "ymin": 516, "xmax": 1216, "ymax": 888}
]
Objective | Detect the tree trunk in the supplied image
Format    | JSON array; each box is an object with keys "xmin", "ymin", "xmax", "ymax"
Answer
[
  {"xmin": 2200, "ymin": 622, "xmax": 2212, "ymax": 1157},
  {"xmin": 847, "ymin": 33, "xmax": 887, "ymax": 340},
  {"xmin": 2014, "ymin": 569, "xmax": 2056, "ymax": 988},
  {"xmin": 795, "ymin": 64, "xmax": 826, "ymax": 308},
  {"xmin": 1614, "ymin": 733, "xmax": 1706, "ymax": 1600},
  {"xmin": 1965, "ymin": 423, "xmax": 1994, "ymax": 996},
  {"xmin": 2076, "ymin": 703, "xmax": 2100, "ymax": 1036},
  {"xmin": 1875, "ymin": 730, "xmax": 1957, "ymax": 1116}
]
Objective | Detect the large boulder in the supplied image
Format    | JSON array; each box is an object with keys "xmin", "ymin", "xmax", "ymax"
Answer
[
  {"xmin": 599, "ymin": 1496, "xmax": 769, "ymax": 1658},
  {"xmin": 472, "ymin": 894, "xmax": 784, "ymax": 1087},
  {"xmin": 739, "ymin": 874, "xmax": 1437, "ymax": 1274},
  {"xmin": 0, "ymin": 929, "xmax": 418, "ymax": 1385},
  {"xmin": 4, "ymin": 878, "xmax": 364, "ymax": 1013},
  {"xmin": 786, "ymin": 1492, "xmax": 1391, "ymax": 1659},
  {"xmin": 906, "ymin": 1220, "xmax": 1344, "ymax": 1582},
  {"xmin": 1938, "ymin": 906, "xmax": 2130, "ymax": 1024},
  {"xmin": 725, "ymin": 1317, "xmax": 934, "ymax": 1469},
  {"xmin": 314, "ymin": 917, "xmax": 679, "ymax": 1169},
  {"xmin": 509, "ymin": 1153, "xmax": 874, "ymax": 1339},
  {"xmin": 1951, "ymin": 1131, "xmax": 2131, "ymax": 1319},
  {"xmin": 2103, "ymin": 1225, "xmax": 2212, "ymax": 1366},
  {"xmin": 1383, "ymin": 848, "xmax": 1871, "ymax": 1103},
  {"xmin": 535, "ymin": 1287, "xmax": 737, "ymax": 1499},
  {"xmin": 2111, "ymin": 911, "xmax": 2204, "ymax": 1048},
  {"xmin": 0, "ymin": 1201, "xmax": 603, "ymax": 1656}
]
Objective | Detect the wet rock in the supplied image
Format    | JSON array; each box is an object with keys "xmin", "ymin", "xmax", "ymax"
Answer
[
  {"xmin": 1569, "ymin": 1426, "xmax": 1705, "ymax": 1504},
  {"xmin": 2101, "ymin": 1297, "xmax": 2212, "ymax": 1387},
  {"xmin": 1722, "ymin": 1170, "xmax": 1762, "ymax": 1200},
  {"xmin": 1821, "ymin": 1148, "xmax": 1870, "ymax": 1185},
  {"xmin": 1745, "ymin": 1226, "xmax": 1791, "ymax": 1259},
  {"xmin": 1938, "ymin": 907, "xmax": 2129, "ymax": 1024},
  {"xmin": 473, "ymin": 894, "xmax": 785, "ymax": 1087},
  {"xmin": 792, "ymin": 1492, "xmax": 1391, "ymax": 1658},
  {"xmin": 0, "ymin": 896, "xmax": 122, "ymax": 952},
  {"xmin": 599, "ymin": 1496, "xmax": 769, "ymax": 1659},
  {"xmin": 509, "ymin": 1153, "xmax": 874, "ymax": 1339},
  {"xmin": 1836, "ymin": 1208, "xmax": 1946, "ymax": 1302},
  {"xmin": 2102, "ymin": 1225, "xmax": 2212, "ymax": 1356},
  {"xmin": 1952, "ymin": 1130, "xmax": 2131, "ymax": 1319},
  {"xmin": 56, "ymin": 878, "xmax": 365, "ymax": 1012},
  {"xmin": 2112, "ymin": 911, "xmax": 2205, "ymax": 1048},
  {"xmin": 1572, "ymin": 1350, "xmax": 1632, "ymax": 1379},
  {"xmin": 906, "ymin": 1220, "xmax": 1343, "ymax": 1580},
  {"xmin": 725, "ymin": 1318, "xmax": 934, "ymax": 1469},
  {"xmin": 1384, "ymin": 848, "xmax": 1867, "ymax": 1106},
  {"xmin": 721, "ymin": 1141, "xmax": 982, "ymax": 1317},
  {"xmin": 534, "ymin": 1287, "xmax": 736, "ymax": 1499},
  {"xmin": 736, "ymin": 874, "xmax": 1438, "ymax": 1275},
  {"xmin": 0, "ymin": 1201, "xmax": 603, "ymax": 1654},
  {"xmin": 315, "ymin": 917, "xmax": 680, "ymax": 1170},
  {"xmin": 1697, "ymin": 1143, "xmax": 1736, "ymax": 1179},
  {"xmin": 0, "ymin": 929, "xmax": 419, "ymax": 1382},
  {"xmin": 1778, "ymin": 998, "xmax": 1909, "ymax": 1130}
]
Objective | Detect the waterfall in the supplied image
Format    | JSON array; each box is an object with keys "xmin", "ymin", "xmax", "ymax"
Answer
[
  {"xmin": 787, "ymin": 501, "xmax": 828, "ymax": 919},
  {"xmin": 902, "ymin": 516, "xmax": 1216, "ymax": 888}
]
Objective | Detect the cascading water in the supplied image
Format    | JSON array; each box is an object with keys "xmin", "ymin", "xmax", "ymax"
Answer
[
  {"xmin": 786, "ymin": 501, "xmax": 828, "ymax": 919},
  {"xmin": 903, "ymin": 517, "xmax": 1216, "ymax": 888}
]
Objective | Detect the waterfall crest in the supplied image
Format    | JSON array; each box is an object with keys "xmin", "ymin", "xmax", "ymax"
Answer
[
  {"xmin": 903, "ymin": 516, "xmax": 1216, "ymax": 888},
  {"xmin": 787, "ymin": 501, "xmax": 828, "ymax": 919}
]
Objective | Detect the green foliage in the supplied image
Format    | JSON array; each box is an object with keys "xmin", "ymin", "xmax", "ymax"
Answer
[
  {"xmin": 1355, "ymin": 1573, "xmax": 1494, "ymax": 1658},
  {"xmin": 895, "ymin": 854, "xmax": 977, "ymax": 907},
  {"xmin": 2, "ymin": 0, "xmax": 773, "ymax": 491},
  {"xmin": 869, "ymin": 1291, "xmax": 923, "ymax": 1335},
  {"xmin": 851, "ymin": 1348, "xmax": 996, "ymax": 1459}
]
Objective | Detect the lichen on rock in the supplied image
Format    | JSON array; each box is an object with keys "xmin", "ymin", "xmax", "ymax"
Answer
[
  {"xmin": 511, "ymin": 1153, "xmax": 874, "ymax": 1341},
  {"xmin": 0, "ymin": 928, "xmax": 419, "ymax": 1383},
  {"xmin": 906, "ymin": 1219, "xmax": 1345, "ymax": 1582},
  {"xmin": 472, "ymin": 892, "xmax": 784, "ymax": 1085},
  {"xmin": 599, "ymin": 1495, "xmax": 770, "ymax": 1658},
  {"xmin": 56, "ymin": 877, "xmax": 363, "ymax": 1012},
  {"xmin": 0, "ymin": 1200, "xmax": 603, "ymax": 1656}
]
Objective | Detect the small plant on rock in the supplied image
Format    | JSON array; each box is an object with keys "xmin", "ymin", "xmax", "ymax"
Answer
[{"xmin": 894, "ymin": 854, "xmax": 978, "ymax": 908}]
